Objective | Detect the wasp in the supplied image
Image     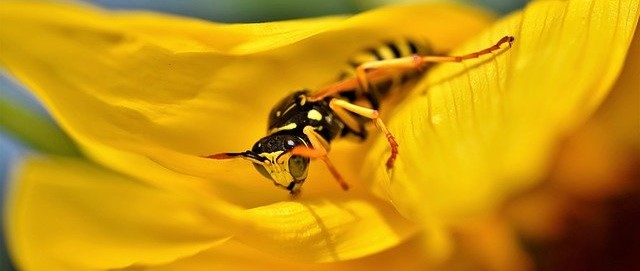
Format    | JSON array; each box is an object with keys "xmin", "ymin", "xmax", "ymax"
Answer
[{"xmin": 206, "ymin": 36, "xmax": 514, "ymax": 194}]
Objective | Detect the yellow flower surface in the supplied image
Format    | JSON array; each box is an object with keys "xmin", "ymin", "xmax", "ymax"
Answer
[
  {"xmin": 363, "ymin": 0, "xmax": 639, "ymax": 241},
  {"xmin": 1, "ymin": 0, "xmax": 638, "ymax": 270}
]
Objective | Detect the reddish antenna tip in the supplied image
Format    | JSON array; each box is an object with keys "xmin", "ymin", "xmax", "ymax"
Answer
[{"xmin": 205, "ymin": 153, "xmax": 232, "ymax": 159}]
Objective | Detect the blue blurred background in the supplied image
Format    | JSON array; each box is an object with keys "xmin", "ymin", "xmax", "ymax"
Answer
[{"xmin": 0, "ymin": 1, "xmax": 528, "ymax": 270}]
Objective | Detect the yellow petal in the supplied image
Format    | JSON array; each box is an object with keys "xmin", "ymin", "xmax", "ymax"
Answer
[
  {"xmin": 117, "ymin": 235, "xmax": 435, "ymax": 271},
  {"xmin": 238, "ymin": 197, "xmax": 416, "ymax": 262},
  {"xmin": 5, "ymin": 156, "xmax": 232, "ymax": 271},
  {"xmin": 0, "ymin": 1, "xmax": 492, "ymax": 197},
  {"xmin": 455, "ymin": 215, "xmax": 533, "ymax": 271},
  {"xmin": 363, "ymin": 0, "xmax": 639, "ymax": 224},
  {"xmin": 592, "ymin": 19, "xmax": 640, "ymax": 151},
  {"xmin": 5, "ymin": 156, "xmax": 417, "ymax": 269},
  {"xmin": 0, "ymin": 2, "xmax": 498, "ymax": 266}
]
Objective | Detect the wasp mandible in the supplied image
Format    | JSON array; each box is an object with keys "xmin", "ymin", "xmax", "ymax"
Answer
[{"xmin": 206, "ymin": 36, "xmax": 515, "ymax": 194}]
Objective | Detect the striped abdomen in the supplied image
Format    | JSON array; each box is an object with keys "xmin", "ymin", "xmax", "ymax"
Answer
[{"xmin": 337, "ymin": 38, "xmax": 432, "ymax": 101}]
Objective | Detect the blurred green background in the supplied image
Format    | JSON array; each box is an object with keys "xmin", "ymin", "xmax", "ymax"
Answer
[{"xmin": 86, "ymin": 0, "xmax": 527, "ymax": 22}]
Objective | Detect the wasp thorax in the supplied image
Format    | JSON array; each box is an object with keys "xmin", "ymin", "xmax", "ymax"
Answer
[{"xmin": 251, "ymin": 134, "xmax": 310, "ymax": 193}]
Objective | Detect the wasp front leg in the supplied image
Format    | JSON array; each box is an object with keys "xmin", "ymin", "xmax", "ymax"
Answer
[{"xmin": 290, "ymin": 126, "xmax": 349, "ymax": 190}]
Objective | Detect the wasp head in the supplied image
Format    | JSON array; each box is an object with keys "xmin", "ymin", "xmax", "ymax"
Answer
[{"xmin": 250, "ymin": 134, "xmax": 310, "ymax": 194}]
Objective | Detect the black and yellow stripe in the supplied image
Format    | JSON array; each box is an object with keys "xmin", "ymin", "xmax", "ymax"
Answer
[{"xmin": 337, "ymin": 37, "xmax": 432, "ymax": 100}]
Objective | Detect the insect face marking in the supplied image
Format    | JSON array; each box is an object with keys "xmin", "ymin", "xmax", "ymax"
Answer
[{"xmin": 250, "ymin": 134, "xmax": 310, "ymax": 192}]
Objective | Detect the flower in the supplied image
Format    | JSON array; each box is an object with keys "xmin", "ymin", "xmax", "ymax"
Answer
[
  {"xmin": 1, "ymin": 0, "xmax": 638, "ymax": 270},
  {"xmin": 506, "ymin": 25, "xmax": 640, "ymax": 270}
]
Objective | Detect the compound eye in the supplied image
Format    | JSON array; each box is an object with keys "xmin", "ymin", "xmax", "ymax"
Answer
[
  {"xmin": 252, "ymin": 163, "xmax": 273, "ymax": 180},
  {"xmin": 288, "ymin": 155, "xmax": 309, "ymax": 180}
]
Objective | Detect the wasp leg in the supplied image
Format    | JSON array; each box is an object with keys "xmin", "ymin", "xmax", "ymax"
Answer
[
  {"xmin": 310, "ymin": 36, "xmax": 515, "ymax": 101},
  {"xmin": 308, "ymin": 70, "xmax": 394, "ymax": 102},
  {"xmin": 291, "ymin": 126, "xmax": 349, "ymax": 190},
  {"xmin": 329, "ymin": 98, "xmax": 398, "ymax": 169},
  {"xmin": 328, "ymin": 98, "xmax": 367, "ymax": 140},
  {"xmin": 355, "ymin": 36, "xmax": 514, "ymax": 94}
]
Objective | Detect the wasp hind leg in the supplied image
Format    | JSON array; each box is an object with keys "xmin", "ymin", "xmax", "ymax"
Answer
[
  {"xmin": 290, "ymin": 126, "xmax": 349, "ymax": 191},
  {"xmin": 354, "ymin": 36, "xmax": 514, "ymax": 94},
  {"xmin": 310, "ymin": 36, "xmax": 515, "ymax": 101}
]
